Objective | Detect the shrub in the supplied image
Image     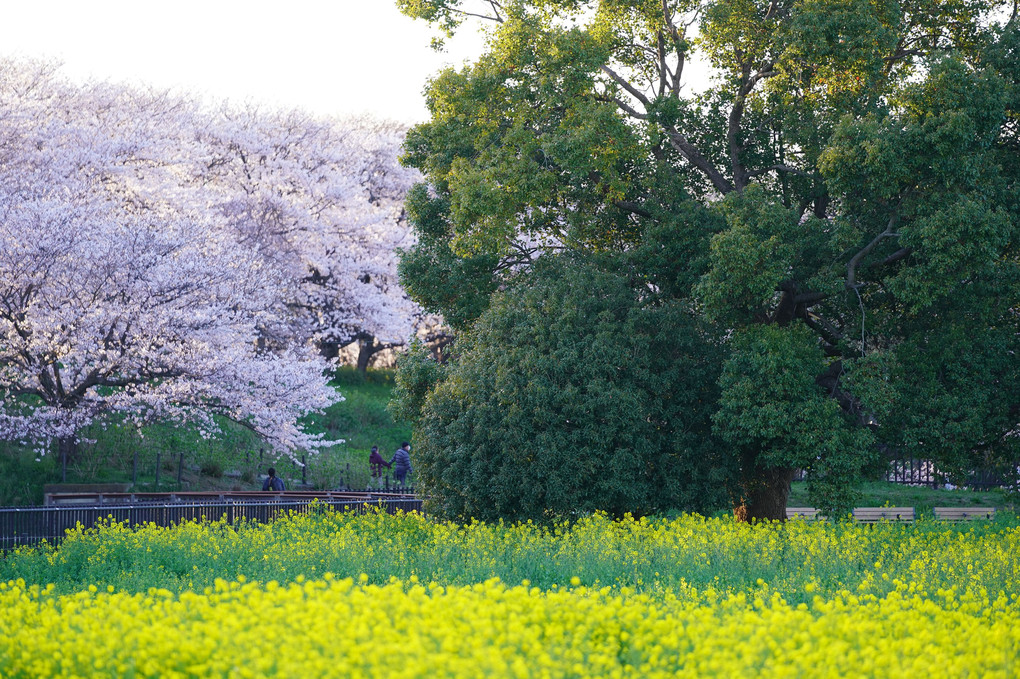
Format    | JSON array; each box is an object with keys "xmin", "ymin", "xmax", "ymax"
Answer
[
  {"xmin": 413, "ymin": 256, "xmax": 733, "ymax": 521},
  {"xmin": 200, "ymin": 461, "xmax": 224, "ymax": 478}
]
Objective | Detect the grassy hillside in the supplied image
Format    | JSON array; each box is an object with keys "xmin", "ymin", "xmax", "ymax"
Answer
[
  {"xmin": 0, "ymin": 368, "xmax": 411, "ymax": 505},
  {"xmin": 299, "ymin": 368, "xmax": 413, "ymax": 489}
]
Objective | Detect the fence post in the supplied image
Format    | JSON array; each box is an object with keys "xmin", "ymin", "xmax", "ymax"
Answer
[
  {"xmin": 177, "ymin": 453, "xmax": 184, "ymax": 487},
  {"xmin": 302, "ymin": 455, "xmax": 307, "ymax": 485},
  {"xmin": 155, "ymin": 452, "xmax": 161, "ymax": 488},
  {"xmin": 132, "ymin": 451, "xmax": 138, "ymax": 486}
]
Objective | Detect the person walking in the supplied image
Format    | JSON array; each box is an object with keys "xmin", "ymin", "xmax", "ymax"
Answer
[
  {"xmin": 368, "ymin": 445, "xmax": 391, "ymax": 488},
  {"xmin": 262, "ymin": 467, "xmax": 285, "ymax": 491},
  {"xmin": 390, "ymin": 442, "xmax": 412, "ymax": 487}
]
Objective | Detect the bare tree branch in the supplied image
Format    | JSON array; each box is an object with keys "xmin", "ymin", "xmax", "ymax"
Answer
[
  {"xmin": 728, "ymin": 63, "xmax": 776, "ymax": 191},
  {"xmin": 604, "ymin": 96, "xmax": 650, "ymax": 120},
  {"xmin": 486, "ymin": 0, "xmax": 504, "ymax": 22},
  {"xmin": 802, "ymin": 311, "xmax": 846, "ymax": 348},
  {"xmin": 446, "ymin": 3, "xmax": 504, "ymax": 23},
  {"xmin": 657, "ymin": 30, "xmax": 668, "ymax": 98},
  {"xmin": 664, "ymin": 129, "xmax": 736, "ymax": 194}
]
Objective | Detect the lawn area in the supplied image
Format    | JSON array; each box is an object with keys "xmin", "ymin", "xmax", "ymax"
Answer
[
  {"xmin": 788, "ymin": 480, "xmax": 1010, "ymax": 517},
  {"xmin": 0, "ymin": 368, "xmax": 411, "ymax": 505}
]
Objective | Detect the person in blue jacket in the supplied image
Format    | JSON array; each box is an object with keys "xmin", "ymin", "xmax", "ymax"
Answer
[
  {"xmin": 262, "ymin": 467, "xmax": 285, "ymax": 491},
  {"xmin": 390, "ymin": 442, "xmax": 412, "ymax": 486}
]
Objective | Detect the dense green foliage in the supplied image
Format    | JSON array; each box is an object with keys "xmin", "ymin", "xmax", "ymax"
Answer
[
  {"xmin": 408, "ymin": 257, "xmax": 730, "ymax": 520},
  {"xmin": 396, "ymin": 0, "xmax": 1020, "ymax": 520},
  {"xmin": 387, "ymin": 339, "xmax": 448, "ymax": 428}
]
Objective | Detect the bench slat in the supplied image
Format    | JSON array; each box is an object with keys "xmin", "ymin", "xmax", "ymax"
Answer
[
  {"xmin": 853, "ymin": 507, "xmax": 915, "ymax": 523},
  {"xmin": 933, "ymin": 507, "xmax": 995, "ymax": 521},
  {"xmin": 785, "ymin": 507, "xmax": 824, "ymax": 520},
  {"xmin": 786, "ymin": 507, "xmax": 917, "ymax": 522}
]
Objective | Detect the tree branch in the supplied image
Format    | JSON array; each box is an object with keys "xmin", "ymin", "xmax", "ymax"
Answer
[
  {"xmin": 877, "ymin": 247, "xmax": 912, "ymax": 267},
  {"xmin": 794, "ymin": 291, "xmax": 830, "ymax": 306},
  {"xmin": 802, "ymin": 311, "xmax": 845, "ymax": 347},
  {"xmin": 601, "ymin": 61, "xmax": 733, "ymax": 193},
  {"xmin": 613, "ymin": 200, "xmax": 654, "ymax": 219},
  {"xmin": 664, "ymin": 128, "xmax": 735, "ymax": 194},
  {"xmin": 445, "ymin": 3, "xmax": 504, "ymax": 23},
  {"xmin": 486, "ymin": 0, "xmax": 504, "ymax": 22},
  {"xmin": 598, "ymin": 94, "xmax": 650, "ymax": 120},
  {"xmin": 846, "ymin": 214, "xmax": 900, "ymax": 289},
  {"xmin": 600, "ymin": 65, "xmax": 651, "ymax": 107},
  {"xmin": 746, "ymin": 163, "xmax": 810, "ymax": 179},
  {"xmin": 728, "ymin": 63, "xmax": 776, "ymax": 191},
  {"xmin": 657, "ymin": 30, "xmax": 668, "ymax": 98}
]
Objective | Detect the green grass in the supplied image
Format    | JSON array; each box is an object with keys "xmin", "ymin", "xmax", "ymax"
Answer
[
  {"xmin": 788, "ymin": 480, "xmax": 1010, "ymax": 517},
  {"xmin": 0, "ymin": 367, "xmax": 411, "ymax": 504},
  {"xmin": 299, "ymin": 368, "xmax": 412, "ymax": 489},
  {"xmin": 0, "ymin": 448, "xmax": 59, "ymax": 506}
]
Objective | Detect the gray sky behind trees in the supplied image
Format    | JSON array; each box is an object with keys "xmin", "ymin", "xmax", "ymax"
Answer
[{"xmin": 1, "ymin": 0, "xmax": 483, "ymax": 122}]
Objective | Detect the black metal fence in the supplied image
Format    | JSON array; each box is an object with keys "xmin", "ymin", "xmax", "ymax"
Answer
[
  {"xmin": 0, "ymin": 495, "xmax": 423, "ymax": 551},
  {"xmin": 884, "ymin": 458, "xmax": 1012, "ymax": 490},
  {"xmin": 884, "ymin": 458, "xmax": 946, "ymax": 488},
  {"xmin": 795, "ymin": 457, "xmax": 1016, "ymax": 490}
]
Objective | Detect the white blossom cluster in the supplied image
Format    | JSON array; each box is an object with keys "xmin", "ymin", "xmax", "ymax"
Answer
[
  {"xmin": 0, "ymin": 59, "xmax": 424, "ymax": 456},
  {"xmin": 191, "ymin": 105, "xmax": 424, "ymax": 349}
]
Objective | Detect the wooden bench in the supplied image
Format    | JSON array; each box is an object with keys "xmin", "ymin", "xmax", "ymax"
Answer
[
  {"xmin": 786, "ymin": 507, "xmax": 916, "ymax": 522},
  {"xmin": 786, "ymin": 507, "xmax": 824, "ymax": 520},
  {"xmin": 933, "ymin": 506, "xmax": 995, "ymax": 521},
  {"xmin": 853, "ymin": 507, "xmax": 915, "ymax": 523}
]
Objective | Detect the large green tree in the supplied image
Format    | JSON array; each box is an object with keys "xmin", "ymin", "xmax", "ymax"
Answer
[
  {"xmin": 396, "ymin": 0, "xmax": 1020, "ymax": 520},
  {"xmin": 407, "ymin": 255, "xmax": 730, "ymax": 521}
]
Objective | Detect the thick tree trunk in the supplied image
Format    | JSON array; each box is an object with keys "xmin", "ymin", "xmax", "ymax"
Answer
[
  {"xmin": 732, "ymin": 462, "xmax": 795, "ymax": 522},
  {"xmin": 57, "ymin": 436, "xmax": 78, "ymax": 481},
  {"xmin": 356, "ymin": 338, "xmax": 380, "ymax": 374}
]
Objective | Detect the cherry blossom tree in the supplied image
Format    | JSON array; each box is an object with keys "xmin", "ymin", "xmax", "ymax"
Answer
[
  {"xmin": 188, "ymin": 106, "xmax": 424, "ymax": 364},
  {"xmin": 0, "ymin": 60, "xmax": 340, "ymax": 462}
]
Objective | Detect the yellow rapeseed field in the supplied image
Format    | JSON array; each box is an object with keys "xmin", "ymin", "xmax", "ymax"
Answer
[{"xmin": 0, "ymin": 510, "xmax": 1017, "ymax": 677}]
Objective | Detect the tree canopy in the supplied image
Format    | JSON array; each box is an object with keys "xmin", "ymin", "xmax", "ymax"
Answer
[
  {"xmin": 407, "ymin": 255, "xmax": 730, "ymax": 521},
  {"xmin": 396, "ymin": 0, "xmax": 1020, "ymax": 519}
]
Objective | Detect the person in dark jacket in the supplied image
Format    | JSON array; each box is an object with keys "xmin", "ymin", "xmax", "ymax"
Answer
[
  {"xmin": 262, "ymin": 467, "xmax": 285, "ymax": 491},
  {"xmin": 390, "ymin": 442, "xmax": 412, "ymax": 487},
  {"xmin": 369, "ymin": 445, "xmax": 391, "ymax": 488}
]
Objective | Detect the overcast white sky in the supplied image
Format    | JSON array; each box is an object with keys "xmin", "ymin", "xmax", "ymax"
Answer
[{"xmin": 2, "ymin": 0, "xmax": 486, "ymax": 123}]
